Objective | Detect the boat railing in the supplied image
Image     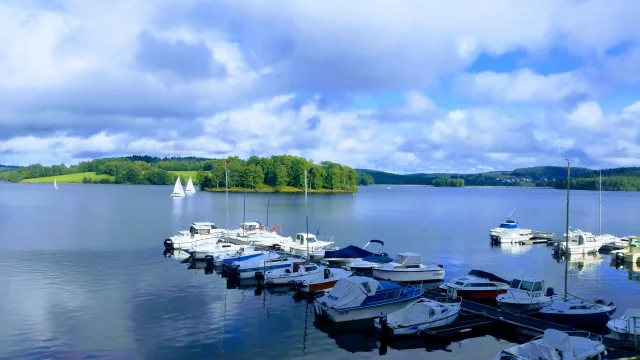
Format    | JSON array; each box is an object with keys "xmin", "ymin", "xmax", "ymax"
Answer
[
  {"xmin": 531, "ymin": 330, "xmax": 603, "ymax": 344},
  {"xmin": 314, "ymin": 235, "xmax": 335, "ymax": 243},
  {"xmin": 435, "ymin": 295, "xmax": 462, "ymax": 304}
]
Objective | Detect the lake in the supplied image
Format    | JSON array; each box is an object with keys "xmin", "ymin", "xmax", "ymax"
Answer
[{"xmin": 1, "ymin": 183, "xmax": 639, "ymax": 359}]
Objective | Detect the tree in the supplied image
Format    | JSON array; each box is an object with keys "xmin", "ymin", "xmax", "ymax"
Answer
[
  {"xmin": 244, "ymin": 164, "xmax": 264, "ymax": 188},
  {"xmin": 196, "ymin": 171, "xmax": 208, "ymax": 187},
  {"xmin": 275, "ymin": 165, "xmax": 289, "ymax": 187},
  {"xmin": 210, "ymin": 160, "xmax": 226, "ymax": 188},
  {"xmin": 358, "ymin": 172, "xmax": 374, "ymax": 186},
  {"xmin": 145, "ymin": 169, "xmax": 170, "ymax": 185},
  {"xmin": 309, "ymin": 165, "xmax": 326, "ymax": 190}
]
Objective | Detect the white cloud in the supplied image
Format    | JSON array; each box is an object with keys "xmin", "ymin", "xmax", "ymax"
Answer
[
  {"xmin": 566, "ymin": 101, "xmax": 604, "ymax": 129},
  {"xmin": 455, "ymin": 69, "xmax": 592, "ymax": 103}
]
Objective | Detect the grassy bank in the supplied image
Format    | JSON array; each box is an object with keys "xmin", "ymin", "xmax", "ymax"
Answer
[
  {"xmin": 21, "ymin": 172, "xmax": 115, "ymax": 183},
  {"xmin": 168, "ymin": 171, "xmax": 198, "ymax": 181},
  {"xmin": 204, "ymin": 185, "xmax": 355, "ymax": 193}
]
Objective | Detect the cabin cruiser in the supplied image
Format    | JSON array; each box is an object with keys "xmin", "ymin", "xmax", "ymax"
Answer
[
  {"xmin": 222, "ymin": 221, "xmax": 294, "ymax": 246},
  {"xmin": 294, "ymin": 268, "xmax": 353, "ymax": 294},
  {"xmin": 282, "ymin": 233, "xmax": 335, "ymax": 258},
  {"xmin": 345, "ymin": 254, "xmax": 394, "ymax": 273},
  {"xmin": 184, "ymin": 240, "xmax": 247, "ymax": 260},
  {"xmin": 494, "ymin": 329, "xmax": 607, "ymax": 360},
  {"xmin": 323, "ymin": 240, "xmax": 385, "ymax": 266},
  {"xmin": 490, "ymin": 216, "xmax": 534, "ymax": 244},
  {"xmin": 554, "ymin": 229, "xmax": 607, "ymax": 256},
  {"xmin": 606, "ymin": 308, "xmax": 640, "ymax": 341},
  {"xmin": 264, "ymin": 260, "xmax": 321, "ymax": 286},
  {"xmin": 227, "ymin": 252, "xmax": 297, "ymax": 280},
  {"xmin": 163, "ymin": 222, "xmax": 226, "ymax": 250},
  {"xmin": 440, "ymin": 270, "xmax": 510, "ymax": 301},
  {"xmin": 372, "ymin": 253, "xmax": 445, "ymax": 283},
  {"xmin": 374, "ymin": 297, "xmax": 461, "ymax": 336},
  {"xmin": 314, "ymin": 276, "xmax": 424, "ymax": 322},
  {"xmin": 539, "ymin": 296, "xmax": 616, "ymax": 331},
  {"xmin": 496, "ymin": 276, "xmax": 553, "ymax": 312}
]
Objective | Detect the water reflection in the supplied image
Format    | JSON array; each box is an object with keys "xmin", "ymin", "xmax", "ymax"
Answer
[
  {"xmin": 610, "ymin": 258, "xmax": 640, "ymax": 282},
  {"xmin": 568, "ymin": 253, "xmax": 604, "ymax": 274},
  {"xmin": 492, "ymin": 243, "xmax": 533, "ymax": 256}
]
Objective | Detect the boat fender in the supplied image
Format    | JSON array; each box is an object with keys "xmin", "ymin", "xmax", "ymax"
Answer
[{"xmin": 163, "ymin": 239, "xmax": 174, "ymax": 250}]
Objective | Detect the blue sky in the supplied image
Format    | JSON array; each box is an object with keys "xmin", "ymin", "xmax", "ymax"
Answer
[{"xmin": 2, "ymin": 0, "xmax": 640, "ymax": 173}]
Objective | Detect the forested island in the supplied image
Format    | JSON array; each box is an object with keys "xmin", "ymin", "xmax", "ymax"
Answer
[
  {"xmin": 1, "ymin": 155, "xmax": 359, "ymax": 193},
  {"xmin": 356, "ymin": 166, "xmax": 640, "ymax": 191}
]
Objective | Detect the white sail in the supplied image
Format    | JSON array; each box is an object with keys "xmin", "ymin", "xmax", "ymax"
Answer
[
  {"xmin": 170, "ymin": 177, "xmax": 185, "ymax": 197},
  {"xmin": 54, "ymin": 177, "xmax": 59, "ymax": 190},
  {"xmin": 185, "ymin": 177, "xmax": 195, "ymax": 193}
]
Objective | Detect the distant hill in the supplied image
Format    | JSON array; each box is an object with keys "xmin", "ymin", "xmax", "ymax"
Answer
[
  {"xmin": 0, "ymin": 165, "xmax": 20, "ymax": 173},
  {"xmin": 357, "ymin": 166, "xmax": 640, "ymax": 191}
]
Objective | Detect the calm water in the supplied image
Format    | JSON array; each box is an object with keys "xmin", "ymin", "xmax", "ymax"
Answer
[{"xmin": 1, "ymin": 183, "xmax": 639, "ymax": 359}]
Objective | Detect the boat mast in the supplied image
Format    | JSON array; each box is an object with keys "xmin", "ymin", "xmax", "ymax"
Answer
[
  {"xmin": 243, "ymin": 181, "xmax": 246, "ymax": 237},
  {"xmin": 564, "ymin": 159, "xmax": 570, "ymax": 301},
  {"xmin": 225, "ymin": 160, "xmax": 229, "ymax": 230},
  {"xmin": 599, "ymin": 170, "xmax": 602, "ymax": 235},
  {"xmin": 266, "ymin": 193, "xmax": 270, "ymax": 229},
  {"xmin": 305, "ymin": 169, "xmax": 309, "ymax": 260}
]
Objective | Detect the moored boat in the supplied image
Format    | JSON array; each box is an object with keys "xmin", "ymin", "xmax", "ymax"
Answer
[
  {"xmin": 496, "ymin": 276, "xmax": 553, "ymax": 312},
  {"xmin": 374, "ymin": 297, "xmax": 461, "ymax": 336},
  {"xmin": 606, "ymin": 308, "xmax": 640, "ymax": 341},
  {"xmin": 371, "ymin": 253, "xmax": 444, "ymax": 283},
  {"xmin": 163, "ymin": 222, "xmax": 226, "ymax": 250},
  {"xmin": 490, "ymin": 210, "xmax": 534, "ymax": 244},
  {"xmin": 264, "ymin": 260, "xmax": 320, "ymax": 286},
  {"xmin": 494, "ymin": 329, "xmax": 607, "ymax": 360},
  {"xmin": 439, "ymin": 269, "xmax": 510, "ymax": 301},
  {"xmin": 313, "ymin": 276, "xmax": 424, "ymax": 322},
  {"xmin": 345, "ymin": 254, "xmax": 394, "ymax": 274},
  {"xmin": 323, "ymin": 240, "xmax": 386, "ymax": 266},
  {"xmin": 295, "ymin": 268, "xmax": 353, "ymax": 294}
]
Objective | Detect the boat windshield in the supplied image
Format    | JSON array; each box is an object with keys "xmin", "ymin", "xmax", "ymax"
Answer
[
  {"xmin": 533, "ymin": 281, "xmax": 543, "ymax": 291},
  {"xmin": 510, "ymin": 279, "xmax": 522, "ymax": 289}
]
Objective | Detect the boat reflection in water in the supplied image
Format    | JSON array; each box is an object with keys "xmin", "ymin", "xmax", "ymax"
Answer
[
  {"xmin": 610, "ymin": 258, "xmax": 640, "ymax": 282},
  {"xmin": 491, "ymin": 242, "xmax": 533, "ymax": 256},
  {"xmin": 568, "ymin": 253, "xmax": 604, "ymax": 274}
]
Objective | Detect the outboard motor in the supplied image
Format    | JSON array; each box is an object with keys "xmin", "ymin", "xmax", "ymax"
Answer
[
  {"xmin": 379, "ymin": 315, "xmax": 388, "ymax": 329},
  {"xmin": 204, "ymin": 255, "xmax": 214, "ymax": 274},
  {"xmin": 595, "ymin": 299, "xmax": 605, "ymax": 305},
  {"xmin": 255, "ymin": 271, "xmax": 265, "ymax": 284},
  {"xmin": 163, "ymin": 239, "xmax": 174, "ymax": 251},
  {"xmin": 615, "ymin": 251, "xmax": 624, "ymax": 262},
  {"xmin": 545, "ymin": 287, "xmax": 555, "ymax": 297},
  {"xmin": 324, "ymin": 268, "xmax": 331, "ymax": 279}
]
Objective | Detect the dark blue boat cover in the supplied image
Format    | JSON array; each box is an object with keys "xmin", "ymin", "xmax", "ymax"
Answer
[
  {"xmin": 361, "ymin": 254, "xmax": 393, "ymax": 264},
  {"xmin": 468, "ymin": 269, "xmax": 510, "ymax": 284},
  {"xmin": 324, "ymin": 245, "xmax": 372, "ymax": 259}
]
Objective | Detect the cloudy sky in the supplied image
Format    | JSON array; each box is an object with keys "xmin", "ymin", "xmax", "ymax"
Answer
[{"xmin": 2, "ymin": 0, "xmax": 640, "ymax": 173}]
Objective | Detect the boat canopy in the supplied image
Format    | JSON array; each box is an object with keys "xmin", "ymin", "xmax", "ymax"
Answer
[
  {"xmin": 467, "ymin": 269, "xmax": 510, "ymax": 284},
  {"xmin": 393, "ymin": 252, "xmax": 421, "ymax": 266},
  {"xmin": 541, "ymin": 329, "xmax": 573, "ymax": 355},
  {"xmin": 323, "ymin": 276, "xmax": 380, "ymax": 309},
  {"xmin": 499, "ymin": 221, "xmax": 518, "ymax": 229},
  {"xmin": 324, "ymin": 245, "xmax": 373, "ymax": 259}
]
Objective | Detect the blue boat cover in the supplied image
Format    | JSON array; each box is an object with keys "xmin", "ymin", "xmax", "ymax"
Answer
[
  {"xmin": 324, "ymin": 245, "xmax": 372, "ymax": 259},
  {"xmin": 361, "ymin": 254, "xmax": 393, "ymax": 264},
  {"xmin": 468, "ymin": 269, "xmax": 510, "ymax": 284}
]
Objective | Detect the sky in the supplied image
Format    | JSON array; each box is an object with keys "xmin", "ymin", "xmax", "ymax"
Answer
[{"xmin": 2, "ymin": 0, "xmax": 640, "ymax": 173}]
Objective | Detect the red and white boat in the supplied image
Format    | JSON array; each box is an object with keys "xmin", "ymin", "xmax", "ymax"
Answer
[{"xmin": 439, "ymin": 270, "xmax": 510, "ymax": 301}]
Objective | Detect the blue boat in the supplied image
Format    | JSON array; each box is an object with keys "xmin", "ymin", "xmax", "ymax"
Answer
[
  {"xmin": 314, "ymin": 276, "xmax": 424, "ymax": 322},
  {"xmin": 539, "ymin": 297, "xmax": 616, "ymax": 331},
  {"xmin": 323, "ymin": 240, "xmax": 386, "ymax": 266}
]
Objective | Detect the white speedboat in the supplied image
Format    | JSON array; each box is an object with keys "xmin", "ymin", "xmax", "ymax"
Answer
[
  {"xmin": 227, "ymin": 252, "xmax": 297, "ymax": 280},
  {"xmin": 496, "ymin": 276, "xmax": 553, "ymax": 312},
  {"xmin": 494, "ymin": 329, "xmax": 607, "ymax": 360},
  {"xmin": 345, "ymin": 254, "xmax": 394, "ymax": 273},
  {"xmin": 295, "ymin": 268, "xmax": 353, "ymax": 294},
  {"xmin": 164, "ymin": 222, "xmax": 227, "ymax": 250},
  {"xmin": 283, "ymin": 233, "xmax": 335, "ymax": 258},
  {"xmin": 184, "ymin": 241, "xmax": 246, "ymax": 260},
  {"xmin": 372, "ymin": 253, "xmax": 445, "ymax": 283},
  {"xmin": 264, "ymin": 260, "xmax": 320, "ymax": 286},
  {"xmin": 313, "ymin": 276, "xmax": 424, "ymax": 322},
  {"xmin": 606, "ymin": 308, "xmax": 640, "ymax": 341},
  {"xmin": 374, "ymin": 297, "xmax": 461, "ymax": 336},
  {"xmin": 490, "ymin": 211, "xmax": 534, "ymax": 244},
  {"xmin": 439, "ymin": 269, "xmax": 510, "ymax": 302},
  {"xmin": 323, "ymin": 239, "xmax": 385, "ymax": 266},
  {"xmin": 554, "ymin": 229, "xmax": 608, "ymax": 256},
  {"xmin": 223, "ymin": 221, "xmax": 295, "ymax": 246},
  {"xmin": 170, "ymin": 177, "xmax": 185, "ymax": 197}
]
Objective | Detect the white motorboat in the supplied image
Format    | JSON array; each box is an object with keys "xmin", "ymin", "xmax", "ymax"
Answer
[
  {"xmin": 295, "ymin": 268, "xmax": 353, "ymax": 294},
  {"xmin": 170, "ymin": 177, "xmax": 185, "ymax": 197},
  {"xmin": 606, "ymin": 308, "xmax": 640, "ymax": 341},
  {"xmin": 227, "ymin": 252, "xmax": 297, "ymax": 280},
  {"xmin": 374, "ymin": 297, "xmax": 461, "ymax": 336},
  {"xmin": 185, "ymin": 177, "xmax": 196, "ymax": 193},
  {"xmin": 223, "ymin": 221, "xmax": 295, "ymax": 247},
  {"xmin": 264, "ymin": 260, "xmax": 320, "ymax": 286},
  {"xmin": 372, "ymin": 253, "xmax": 445, "ymax": 283},
  {"xmin": 283, "ymin": 233, "xmax": 335, "ymax": 258},
  {"xmin": 163, "ymin": 222, "xmax": 226, "ymax": 250},
  {"xmin": 494, "ymin": 329, "xmax": 607, "ymax": 360},
  {"xmin": 490, "ymin": 209, "xmax": 534, "ymax": 244},
  {"xmin": 184, "ymin": 241, "xmax": 246, "ymax": 260},
  {"xmin": 323, "ymin": 239, "xmax": 386, "ymax": 266},
  {"xmin": 496, "ymin": 276, "xmax": 553, "ymax": 312},
  {"xmin": 554, "ymin": 229, "xmax": 607, "ymax": 256},
  {"xmin": 313, "ymin": 276, "xmax": 424, "ymax": 322},
  {"xmin": 345, "ymin": 254, "xmax": 394, "ymax": 273},
  {"xmin": 439, "ymin": 269, "xmax": 510, "ymax": 302}
]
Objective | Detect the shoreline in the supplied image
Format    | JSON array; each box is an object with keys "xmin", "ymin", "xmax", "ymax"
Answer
[{"xmin": 203, "ymin": 187, "xmax": 356, "ymax": 194}]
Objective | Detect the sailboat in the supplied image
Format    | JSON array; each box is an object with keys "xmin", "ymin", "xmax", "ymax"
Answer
[
  {"xmin": 185, "ymin": 177, "xmax": 196, "ymax": 193},
  {"xmin": 170, "ymin": 177, "xmax": 185, "ymax": 197},
  {"xmin": 539, "ymin": 161, "xmax": 616, "ymax": 331},
  {"xmin": 54, "ymin": 177, "xmax": 59, "ymax": 190}
]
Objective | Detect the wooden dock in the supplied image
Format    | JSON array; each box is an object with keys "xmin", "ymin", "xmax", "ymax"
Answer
[{"xmin": 421, "ymin": 291, "xmax": 639, "ymax": 354}]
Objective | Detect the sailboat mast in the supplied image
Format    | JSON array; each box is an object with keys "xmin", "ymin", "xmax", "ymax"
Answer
[
  {"xmin": 243, "ymin": 181, "xmax": 246, "ymax": 237},
  {"xmin": 564, "ymin": 160, "xmax": 570, "ymax": 301},
  {"xmin": 225, "ymin": 160, "xmax": 229, "ymax": 230},
  {"xmin": 599, "ymin": 170, "xmax": 602, "ymax": 235},
  {"xmin": 266, "ymin": 194, "xmax": 270, "ymax": 229},
  {"xmin": 304, "ymin": 170, "xmax": 309, "ymax": 260}
]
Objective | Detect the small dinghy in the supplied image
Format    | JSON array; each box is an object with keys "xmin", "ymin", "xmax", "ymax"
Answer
[
  {"xmin": 606, "ymin": 308, "xmax": 640, "ymax": 341},
  {"xmin": 496, "ymin": 276, "xmax": 553, "ymax": 312},
  {"xmin": 494, "ymin": 329, "xmax": 607, "ymax": 360},
  {"xmin": 371, "ymin": 253, "xmax": 445, "ymax": 283},
  {"xmin": 295, "ymin": 267, "xmax": 353, "ymax": 294},
  {"xmin": 314, "ymin": 276, "xmax": 424, "ymax": 322},
  {"xmin": 373, "ymin": 297, "xmax": 461, "ymax": 336}
]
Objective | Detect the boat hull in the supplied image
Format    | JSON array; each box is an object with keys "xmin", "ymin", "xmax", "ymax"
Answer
[
  {"xmin": 497, "ymin": 298, "xmax": 552, "ymax": 312},
  {"xmin": 372, "ymin": 268, "xmax": 444, "ymax": 282},
  {"xmin": 314, "ymin": 298, "xmax": 417, "ymax": 322},
  {"xmin": 540, "ymin": 309, "xmax": 615, "ymax": 331},
  {"xmin": 373, "ymin": 310, "xmax": 459, "ymax": 336}
]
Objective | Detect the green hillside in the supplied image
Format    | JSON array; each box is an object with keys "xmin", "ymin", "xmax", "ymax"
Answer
[{"xmin": 22, "ymin": 172, "xmax": 115, "ymax": 183}]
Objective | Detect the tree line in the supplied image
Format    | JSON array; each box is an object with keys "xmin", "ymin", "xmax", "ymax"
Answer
[
  {"xmin": 553, "ymin": 176, "xmax": 640, "ymax": 191},
  {"xmin": 2, "ymin": 155, "xmax": 359, "ymax": 191}
]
